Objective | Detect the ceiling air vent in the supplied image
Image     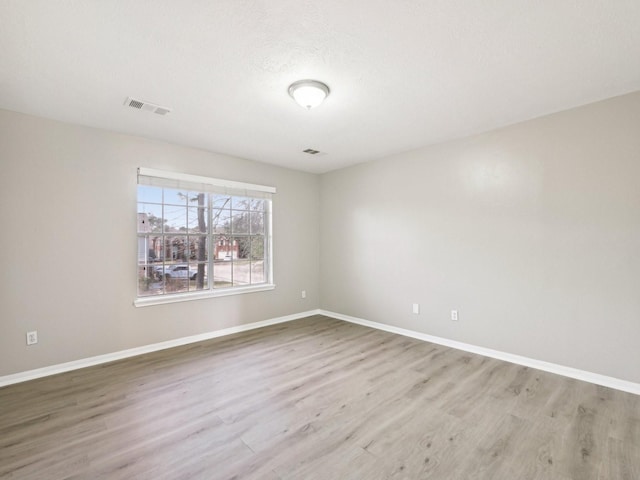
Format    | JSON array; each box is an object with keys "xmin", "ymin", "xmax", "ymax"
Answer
[
  {"xmin": 124, "ymin": 97, "xmax": 172, "ymax": 115},
  {"xmin": 303, "ymin": 148, "xmax": 321, "ymax": 155}
]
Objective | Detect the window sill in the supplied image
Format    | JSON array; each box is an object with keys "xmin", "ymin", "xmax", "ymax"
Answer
[{"xmin": 134, "ymin": 284, "xmax": 276, "ymax": 308}]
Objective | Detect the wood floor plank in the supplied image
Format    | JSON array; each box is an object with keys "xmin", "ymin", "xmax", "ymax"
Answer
[{"xmin": 1, "ymin": 314, "xmax": 639, "ymax": 479}]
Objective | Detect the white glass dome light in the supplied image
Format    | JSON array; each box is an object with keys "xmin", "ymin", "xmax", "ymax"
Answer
[{"xmin": 288, "ymin": 80, "xmax": 330, "ymax": 109}]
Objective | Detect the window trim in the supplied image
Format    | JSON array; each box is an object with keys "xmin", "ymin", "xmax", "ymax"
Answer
[
  {"xmin": 135, "ymin": 168, "xmax": 275, "ymax": 306},
  {"xmin": 138, "ymin": 167, "xmax": 276, "ymax": 195},
  {"xmin": 134, "ymin": 283, "xmax": 276, "ymax": 307}
]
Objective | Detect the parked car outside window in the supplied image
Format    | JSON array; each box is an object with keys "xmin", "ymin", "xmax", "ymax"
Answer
[{"xmin": 153, "ymin": 264, "xmax": 203, "ymax": 280}]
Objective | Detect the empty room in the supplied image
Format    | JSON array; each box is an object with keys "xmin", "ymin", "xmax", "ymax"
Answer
[{"xmin": 1, "ymin": 1, "xmax": 639, "ymax": 479}]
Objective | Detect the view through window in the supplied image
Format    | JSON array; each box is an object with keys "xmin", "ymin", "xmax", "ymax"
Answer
[{"xmin": 137, "ymin": 169, "xmax": 274, "ymax": 300}]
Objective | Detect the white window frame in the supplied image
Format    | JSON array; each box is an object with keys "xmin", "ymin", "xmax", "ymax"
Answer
[{"xmin": 135, "ymin": 167, "xmax": 275, "ymax": 307}]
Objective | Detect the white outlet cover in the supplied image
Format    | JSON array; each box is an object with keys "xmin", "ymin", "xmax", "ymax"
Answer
[
  {"xmin": 26, "ymin": 331, "xmax": 38, "ymax": 345},
  {"xmin": 451, "ymin": 310, "xmax": 459, "ymax": 321}
]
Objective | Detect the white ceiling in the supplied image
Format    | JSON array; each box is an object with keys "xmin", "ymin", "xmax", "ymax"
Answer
[{"xmin": 1, "ymin": 1, "xmax": 640, "ymax": 174}]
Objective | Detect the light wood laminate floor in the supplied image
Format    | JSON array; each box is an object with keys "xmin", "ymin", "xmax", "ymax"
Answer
[{"xmin": 1, "ymin": 315, "xmax": 639, "ymax": 479}]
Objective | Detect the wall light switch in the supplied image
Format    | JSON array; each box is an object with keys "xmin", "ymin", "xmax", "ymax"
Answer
[{"xmin": 412, "ymin": 303, "xmax": 420, "ymax": 314}]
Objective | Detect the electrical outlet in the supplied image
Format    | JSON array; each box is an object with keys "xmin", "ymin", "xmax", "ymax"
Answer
[
  {"xmin": 412, "ymin": 303, "xmax": 420, "ymax": 314},
  {"xmin": 451, "ymin": 310, "xmax": 458, "ymax": 321},
  {"xmin": 301, "ymin": 290, "xmax": 306, "ymax": 299},
  {"xmin": 26, "ymin": 331, "xmax": 38, "ymax": 345}
]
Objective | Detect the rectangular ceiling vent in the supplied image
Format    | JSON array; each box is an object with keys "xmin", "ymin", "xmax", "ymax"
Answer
[
  {"xmin": 124, "ymin": 97, "xmax": 172, "ymax": 115},
  {"xmin": 303, "ymin": 148, "xmax": 321, "ymax": 155}
]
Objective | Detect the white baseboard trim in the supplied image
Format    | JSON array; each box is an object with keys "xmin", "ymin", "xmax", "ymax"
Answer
[
  {"xmin": 0, "ymin": 309, "xmax": 322, "ymax": 388},
  {"xmin": 4, "ymin": 308, "xmax": 638, "ymax": 396},
  {"xmin": 320, "ymin": 309, "xmax": 640, "ymax": 396}
]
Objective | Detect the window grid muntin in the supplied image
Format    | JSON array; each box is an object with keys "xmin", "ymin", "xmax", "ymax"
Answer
[{"xmin": 138, "ymin": 186, "xmax": 270, "ymax": 298}]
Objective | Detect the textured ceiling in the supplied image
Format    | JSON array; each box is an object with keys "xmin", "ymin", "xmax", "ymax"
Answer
[{"xmin": 1, "ymin": 1, "xmax": 640, "ymax": 173}]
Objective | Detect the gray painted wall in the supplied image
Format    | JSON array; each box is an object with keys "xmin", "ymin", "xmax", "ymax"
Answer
[
  {"xmin": 320, "ymin": 91, "xmax": 640, "ymax": 384},
  {"xmin": 0, "ymin": 110, "xmax": 320, "ymax": 376},
  {"xmin": 3, "ymin": 91, "xmax": 640, "ymax": 385}
]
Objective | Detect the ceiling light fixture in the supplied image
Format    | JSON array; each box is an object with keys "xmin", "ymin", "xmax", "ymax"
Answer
[{"xmin": 288, "ymin": 80, "xmax": 330, "ymax": 109}]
